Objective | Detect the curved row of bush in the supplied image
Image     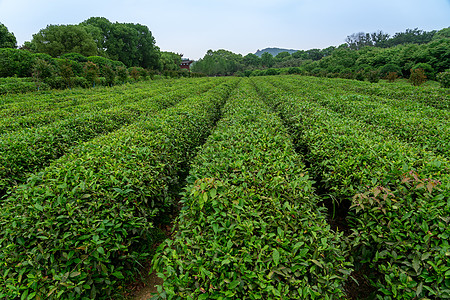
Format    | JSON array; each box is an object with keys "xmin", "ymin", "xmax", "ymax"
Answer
[
  {"xmin": 0, "ymin": 78, "xmax": 222, "ymax": 196},
  {"xmin": 0, "ymin": 78, "xmax": 238, "ymax": 299},
  {"xmin": 268, "ymin": 76, "xmax": 450, "ymax": 156},
  {"xmin": 0, "ymin": 79, "xmax": 109, "ymax": 106},
  {"xmin": 0, "ymin": 49, "xmax": 127, "ymax": 78},
  {"xmin": 0, "ymin": 77, "xmax": 39, "ymax": 95},
  {"xmin": 154, "ymin": 79, "xmax": 353, "ymax": 299},
  {"xmin": 0, "ymin": 79, "xmax": 178, "ymax": 117},
  {"xmin": 279, "ymin": 75, "xmax": 450, "ymax": 110},
  {"xmin": 252, "ymin": 76, "xmax": 450, "ymax": 299},
  {"xmin": 0, "ymin": 78, "xmax": 213, "ymax": 134}
]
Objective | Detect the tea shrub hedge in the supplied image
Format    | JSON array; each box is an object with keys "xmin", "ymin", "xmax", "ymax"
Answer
[
  {"xmin": 154, "ymin": 79, "xmax": 352, "ymax": 299},
  {"xmin": 0, "ymin": 78, "xmax": 238, "ymax": 299}
]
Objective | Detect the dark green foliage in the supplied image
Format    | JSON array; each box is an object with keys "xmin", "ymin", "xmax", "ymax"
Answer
[
  {"xmin": 160, "ymin": 52, "xmax": 182, "ymax": 71},
  {"xmin": 129, "ymin": 67, "xmax": 140, "ymax": 81},
  {"xmin": 32, "ymin": 58, "xmax": 55, "ymax": 80},
  {"xmin": 99, "ymin": 21, "xmax": 160, "ymax": 69},
  {"xmin": 261, "ymin": 52, "xmax": 274, "ymax": 67},
  {"xmin": 0, "ymin": 22, "xmax": 17, "ymax": 48},
  {"xmin": 265, "ymin": 68, "xmax": 279, "ymax": 75},
  {"xmin": 0, "ymin": 48, "xmax": 132, "ymax": 92},
  {"xmin": 87, "ymin": 56, "xmax": 125, "ymax": 77},
  {"xmin": 387, "ymin": 28, "xmax": 436, "ymax": 47},
  {"xmin": 117, "ymin": 66, "xmax": 128, "ymax": 83},
  {"xmin": 409, "ymin": 68, "xmax": 427, "ymax": 86},
  {"xmin": 437, "ymin": 70, "xmax": 450, "ymax": 88},
  {"xmin": 84, "ymin": 61, "xmax": 100, "ymax": 86},
  {"xmin": 242, "ymin": 53, "xmax": 261, "ymax": 68},
  {"xmin": 380, "ymin": 63, "xmax": 402, "ymax": 78},
  {"xmin": 366, "ymin": 69, "xmax": 380, "ymax": 83},
  {"xmin": 275, "ymin": 51, "xmax": 291, "ymax": 61},
  {"xmin": 61, "ymin": 53, "xmax": 88, "ymax": 62},
  {"xmin": 155, "ymin": 79, "xmax": 352, "ymax": 299},
  {"xmin": 0, "ymin": 48, "xmax": 35, "ymax": 77},
  {"xmin": 103, "ymin": 65, "xmax": 115, "ymax": 86},
  {"xmin": 0, "ymin": 77, "xmax": 46, "ymax": 94},
  {"xmin": 32, "ymin": 58, "xmax": 55, "ymax": 90},
  {"xmin": 192, "ymin": 49, "xmax": 243, "ymax": 76},
  {"xmin": 386, "ymin": 71, "xmax": 398, "ymax": 82},
  {"xmin": 287, "ymin": 67, "xmax": 302, "ymax": 74},
  {"xmin": 432, "ymin": 27, "xmax": 450, "ymax": 40},
  {"xmin": 59, "ymin": 60, "xmax": 75, "ymax": 88},
  {"xmin": 0, "ymin": 78, "xmax": 236, "ymax": 299},
  {"xmin": 412, "ymin": 63, "xmax": 435, "ymax": 80},
  {"xmin": 252, "ymin": 75, "xmax": 450, "ymax": 298},
  {"xmin": 31, "ymin": 24, "xmax": 98, "ymax": 57},
  {"xmin": 355, "ymin": 70, "xmax": 365, "ymax": 81},
  {"xmin": 80, "ymin": 17, "xmax": 112, "ymax": 54},
  {"xmin": 346, "ymin": 28, "xmax": 435, "ymax": 49}
]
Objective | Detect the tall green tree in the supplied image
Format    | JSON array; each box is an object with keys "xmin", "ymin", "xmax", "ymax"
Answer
[
  {"xmin": 243, "ymin": 53, "xmax": 261, "ymax": 68},
  {"xmin": 305, "ymin": 49, "xmax": 323, "ymax": 61},
  {"xmin": 191, "ymin": 49, "xmax": 243, "ymax": 75},
  {"xmin": 386, "ymin": 28, "xmax": 435, "ymax": 47},
  {"xmin": 81, "ymin": 17, "xmax": 113, "ymax": 54},
  {"xmin": 31, "ymin": 25, "xmax": 97, "ymax": 57},
  {"xmin": 275, "ymin": 51, "xmax": 291, "ymax": 62},
  {"xmin": 160, "ymin": 52, "xmax": 182, "ymax": 71},
  {"xmin": 0, "ymin": 23, "xmax": 17, "ymax": 48},
  {"xmin": 432, "ymin": 27, "xmax": 450, "ymax": 40},
  {"xmin": 81, "ymin": 18, "xmax": 160, "ymax": 69},
  {"xmin": 261, "ymin": 52, "xmax": 274, "ymax": 67}
]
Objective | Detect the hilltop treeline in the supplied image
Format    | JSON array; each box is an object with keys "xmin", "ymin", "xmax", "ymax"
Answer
[
  {"xmin": 0, "ymin": 18, "xmax": 184, "ymax": 72},
  {"xmin": 192, "ymin": 27, "xmax": 450, "ymax": 82},
  {"xmin": 0, "ymin": 19, "xmax": 208, "ymax": 93}
]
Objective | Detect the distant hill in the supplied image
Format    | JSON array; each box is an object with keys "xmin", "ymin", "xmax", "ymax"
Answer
[{"xmin": 254, "ymin": 48, "xmax": 299, "ymax": 57}]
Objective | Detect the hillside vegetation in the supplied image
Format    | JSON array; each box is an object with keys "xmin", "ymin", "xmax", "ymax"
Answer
[{"xmin": 0, "ymin": 75, "xmax": 448, "ymax": 299}]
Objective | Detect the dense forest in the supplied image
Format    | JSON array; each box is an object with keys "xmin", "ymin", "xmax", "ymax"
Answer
[
  {"xmin": 191, "ymin": 27, "xmax": 450, "ymax": 84},
  {"xmin": 0, "ymin": 18, "xmax": 185, "ymax": 78},
  {"xmin": 0, "ymin": 18, "xmax": 200, "ymax": 92},
  {"xmin": 1, "ymin": 19, "xmax": 449, "ymax": 88}
]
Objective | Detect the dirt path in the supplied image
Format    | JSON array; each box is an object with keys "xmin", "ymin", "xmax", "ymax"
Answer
[{"xmin": 131, "ymin": 271, "xmax": 163, "ymax": 300}]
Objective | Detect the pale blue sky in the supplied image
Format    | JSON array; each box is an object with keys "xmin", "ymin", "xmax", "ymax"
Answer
[{"xmin": 0, "ymin": 0, "xmax": 449, "ymax": 60}]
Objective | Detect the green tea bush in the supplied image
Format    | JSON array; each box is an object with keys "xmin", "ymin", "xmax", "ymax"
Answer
[
  {"xmin": 355, "ymin": 70, "xmax": 365, "ymax": 81},
  {"xmin": 155, "ymin": 79, "xmax": 352, "ymax": 299},
  {"xmin": 0, "ymin": 79, "xmax": 223, "ymax": 194},
  {"xmin": 351, "ymin": 171, "xmax": 450, "ymax": 299},
  {"xmin": 252, "ymin": 75, "xmax": 450, "ymax": 299},
  {"xmin": 117, "ymin": 66, "xmax": 128, "ymax": 83},
  {"xmin": 0, "ymin": 79, "xmax": 237, "ymax": 299},
  {"xmin": 61, "ymin": 53, "xmax": 88, "ymax": 63}
]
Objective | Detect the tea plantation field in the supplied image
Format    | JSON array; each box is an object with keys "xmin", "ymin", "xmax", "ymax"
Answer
[{"xmin": 0, "ymin": 76, "xmax": 449, "ymax": 299}]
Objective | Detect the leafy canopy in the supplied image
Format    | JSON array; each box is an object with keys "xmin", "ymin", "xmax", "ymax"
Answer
[
  {"xmin": 31, "ymin": 25, "xmax": 97, "ymax": 57},
  {"xmin": 0, "ymin": 23, "xmax": 17, "ymax": 48}
]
